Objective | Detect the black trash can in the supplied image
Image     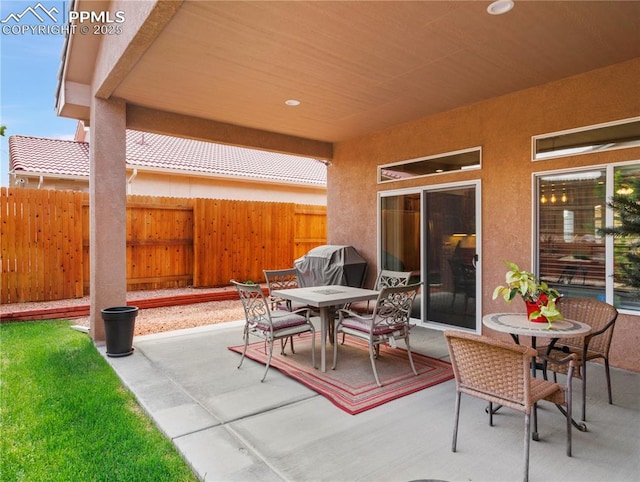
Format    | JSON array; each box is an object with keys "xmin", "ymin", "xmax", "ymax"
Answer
[{"xmin": 101, "ymin": 306, "xmax": 138, "ymax": 357}]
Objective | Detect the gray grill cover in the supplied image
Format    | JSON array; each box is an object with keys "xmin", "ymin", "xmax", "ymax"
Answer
[{"xmin": 294, "ymin": 245, "xmax": 367, "ymax": 288}]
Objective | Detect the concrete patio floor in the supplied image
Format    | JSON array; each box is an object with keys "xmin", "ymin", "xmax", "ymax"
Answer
[{"xmin": 100, "ymin": 320, "xmax": 639, "ymax": 482}]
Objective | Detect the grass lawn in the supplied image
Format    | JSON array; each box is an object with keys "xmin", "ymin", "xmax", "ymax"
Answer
[{"xmin": 0, "ymin": 320, "xmax": 197, "ymax": 481}]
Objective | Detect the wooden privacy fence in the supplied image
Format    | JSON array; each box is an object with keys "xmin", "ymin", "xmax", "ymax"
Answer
[{"xmin": 1, "ymin": 187, "xmax": 326, "ymax": 304}]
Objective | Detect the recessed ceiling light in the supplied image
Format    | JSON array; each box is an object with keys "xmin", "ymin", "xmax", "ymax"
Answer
[
  {"xmin": 285, "ymin": 99, "xmax": 301, "ymax": 106},
  {"xmin": 487, "ymin": 0, "xmax": 514, "ymax": 15}
]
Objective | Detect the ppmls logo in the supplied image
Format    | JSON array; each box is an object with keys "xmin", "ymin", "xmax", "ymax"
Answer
[
  {"xmin": 1, "ymin": 2, "xmax": 125, "ymax": 36},
  {"xmin": 1, "ymin": 1, "xmax": 68, "ymax": 35},
  {"xmin": 1, "ymin": 2, "xmax": 59, "ymax": 23}
]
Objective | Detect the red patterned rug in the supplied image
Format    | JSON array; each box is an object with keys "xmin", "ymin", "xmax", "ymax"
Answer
[{"xmin": 228, "ymin": 333, "xmax": 453, "ymax": 415}]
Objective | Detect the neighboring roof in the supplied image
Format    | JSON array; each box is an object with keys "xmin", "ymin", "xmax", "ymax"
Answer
[
  {"xmin": 9, "ymin": 131, "xmax": 327, "ymax": 186},
  {"xmin": 9, "ymin": 135, "xmax": 90, "ymax": 177}
]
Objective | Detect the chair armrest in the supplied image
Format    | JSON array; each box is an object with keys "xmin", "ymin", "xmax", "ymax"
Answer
[
  {"xmin": 538, "ymin": 352, "xmax": 577, "ymax": 367},
  {"xmin": 290, "ymin": 307, "xmax": 312, "ymax": 319},
  {"xmin": 336, "ymin": 308, "xmax": 370, "ymax": 321},
  {"xmin": 538, "ymin": 352, "xmax": 577, "ymax": 380},
  {"xmin": 587, "ymin": 318, "xmax": 616, "ymax": 338}
]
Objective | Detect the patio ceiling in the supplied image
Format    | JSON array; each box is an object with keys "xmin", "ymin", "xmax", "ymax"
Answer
[{"xmin": 58, "ymin": 0, "xmax": 640, "ymax": 154}]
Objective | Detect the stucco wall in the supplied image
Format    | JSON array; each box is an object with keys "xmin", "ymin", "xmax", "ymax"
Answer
[
  {"xmin": 19, "ymin": 172, "xmax": 327, "ymax": 205},
  {"xmin": 329, "ymin": 58, "xmax": 640, "ymax": 372},
  {"xmin": 129, "ymin": 171, "xmax": 326, "ymax": 205}
]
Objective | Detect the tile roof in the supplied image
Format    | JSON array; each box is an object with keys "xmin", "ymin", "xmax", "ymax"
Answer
[
  {"xmin": 9, "ymin": 135, "xmax": 90, "ymax": 177},
  {"xmin": 9, "ymin": 131, "xmax": 327, "ymax": 186}
]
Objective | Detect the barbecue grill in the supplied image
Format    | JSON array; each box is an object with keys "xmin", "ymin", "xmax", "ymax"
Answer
[{"xmin": 294, "ymin": 245, "xmax": 368, "ymax": 288}]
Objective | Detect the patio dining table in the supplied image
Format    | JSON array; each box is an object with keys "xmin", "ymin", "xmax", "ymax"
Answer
[{"xmin": 271, "ymin": 285, "xmax": 379, "ymax": 372}]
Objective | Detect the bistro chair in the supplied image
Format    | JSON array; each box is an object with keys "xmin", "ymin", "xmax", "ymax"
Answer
[
  {"xmin": 232, "ymin": 280, "xmax": 315, "ymax": 382},
  {"xmin": 537, "ymin": 296, "xmax": 618, "ymax": 422},
  {"xmin": 333, "ymin": 283, "xmax": 421, "ymax": 386},
  {"xmin": 444, "ymin": 330, "xmax": 576, "ymax": 482}
]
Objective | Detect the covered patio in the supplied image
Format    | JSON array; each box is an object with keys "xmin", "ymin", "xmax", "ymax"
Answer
[
  {"xmin": 56, "ymin": 2, "xmax": 640, "ymax": 371},
  {"xmin": 51, "ymin": 4, "xmax": 640, "ymax": 477},
  {"xmin": 103, "ymin": 320, "xmax": 639, "ymax": 481}
]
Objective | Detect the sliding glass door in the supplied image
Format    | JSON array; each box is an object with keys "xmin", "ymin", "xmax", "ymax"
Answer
[{"xmin": 379, "ymin": 182, "xmax": 480, "ymax": 331}]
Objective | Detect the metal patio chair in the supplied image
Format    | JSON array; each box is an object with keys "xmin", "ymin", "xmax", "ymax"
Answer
[
  {"xmin": 263, "ymin": 268, "xmax": 301, "ymax": 311},
  {"xmin": 349, "ymin": 269, "xmax": 414, "ymax": 314},
  {"xmin": 333, "ymin": 283, "xmax": 421, "ymax": 386},
  {"xmin": 232, "ymin": 280, "xmax": 315, "ymax": 382}
]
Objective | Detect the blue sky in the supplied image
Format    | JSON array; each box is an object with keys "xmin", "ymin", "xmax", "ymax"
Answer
[{"xmin": 1, "ymin": 1, "xmax": 77, "ymax": 187}]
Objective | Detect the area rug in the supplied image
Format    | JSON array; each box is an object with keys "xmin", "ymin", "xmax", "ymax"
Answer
[{"xmin": 228, "ymin": 333, "xmax": 453, "ymax": 415}]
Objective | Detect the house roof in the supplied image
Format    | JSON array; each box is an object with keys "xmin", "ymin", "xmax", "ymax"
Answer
[
  {"xmin": 9, "ymin": 135, "xmax": 90, "ymax": 177},
  {"xmin": 9, "ymin": 131, "xmax": 327, "ymax": 186}
]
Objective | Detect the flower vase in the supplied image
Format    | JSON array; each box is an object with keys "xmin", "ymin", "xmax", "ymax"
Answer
[{"xmin": 524, "ymin": 299, "xmax": 548, "ymax": 323}]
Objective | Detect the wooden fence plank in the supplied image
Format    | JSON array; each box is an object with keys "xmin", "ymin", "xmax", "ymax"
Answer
[
  {"xmin": 29, "ymin": 189, "xmax": 42, "ymax": 301},
  {"xmin": 1, "ymin": 188, "xmax": 17, "ymax": 302},
  {"xmin": 72, "ymin": 191, "xmax": 84, "ymax": 298}
]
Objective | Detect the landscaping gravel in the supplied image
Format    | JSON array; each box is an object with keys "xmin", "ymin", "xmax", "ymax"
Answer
[{"xmin": 1, "ymin": 287, "xmax": 246, "ymax": 336}]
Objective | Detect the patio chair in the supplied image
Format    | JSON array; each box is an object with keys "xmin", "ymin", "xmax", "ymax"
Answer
[
  {"xmin": 263, "ymin": 268, "xmax": 301, "ymax": 311},
  {"xmin": 444, "ymin": 330, "xmax": 576, "ymax": 482},
  {"xmin": 231, "ymin": 280, "xmax": 315, "ymax": 382},
  {"xmin": 333, "ymin": 283, "xmax": 422, "ymax": 386},
  {"xmin": 264, "ymin": 268, "xmax": 321, "ymax": 346},
  {"xmin": 349, "ymin": 269, "xmax": 414, "ymax": 315},
  {"xmin": 537, "ymin": 297, "xmax": 618, "ymax": 422},
  {"xmin": 448, "ymin": 258, "xmax": 475, "ymax": 312}
]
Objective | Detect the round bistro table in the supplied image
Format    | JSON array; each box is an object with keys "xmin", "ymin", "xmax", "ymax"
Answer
[{"xmin": 482, "ymin": 312, "xmax": 592, "ymax": 346}]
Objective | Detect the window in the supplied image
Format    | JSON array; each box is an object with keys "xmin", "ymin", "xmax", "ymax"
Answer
[
  {"xmin": 611, "ymin": 164, "xmax": 640, "ymax": 311},
  {"xmin": 378, "ymin": 147, "xmax": 480, "ymax": 183},
  {"xmin": 379, "ymin": 193, "xmax": 421, "ymax": 272},
  {"xmin": 533, "ymin": 117, "xmax": 640, "ymax": 161},
  {"xmin": 536, "ymin": 163, "xmax": 640, "ymax": 313}
]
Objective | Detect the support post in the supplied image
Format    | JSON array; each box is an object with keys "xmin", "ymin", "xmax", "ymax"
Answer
[{"xmin": 89, "ymin": 97, "xmax": 127, "ymax": 342}]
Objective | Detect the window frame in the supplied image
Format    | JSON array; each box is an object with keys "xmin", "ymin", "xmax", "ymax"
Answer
[
  {"xmin": 533, "ymin": 161, "xmax": 640, "ymax": 315},
  {"xmin": 532, "ymin": 116, "xmax": 640, "ymax": 161},
  {"xmin": 377, "ymin": 146, "xmax": 481, "ymax": 184}
]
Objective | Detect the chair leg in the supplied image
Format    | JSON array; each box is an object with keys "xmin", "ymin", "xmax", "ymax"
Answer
[
  {"xmin": 566, "ymin": 375, "xmax": 573, "ymax": 457},
  {"xmin": 369, "ymin": 342, "xmax": 382, "ymax": 387},
  {"xmin": 332, "ymin": 325, "xmax": 339, "ymax": 370},
  {"xmin": 532, "ymin": 402, "xmax": 539, "ymax": 441},
  {"xmin": 488, "ymin": 402, "xmax": 493, "ymax": 426},
  {"xmin": 405, "ymin": 335, "xmax": 418, "ymax": 376},
  {"xmin": 524, "ymin": 413, "xmax": 531, "ymax": 482},
  {"xmin": 605, "ymin": 358, "xmax": 613, "ymax": 405},
  {"xmin": 261, "ymin": 340, "xmax": 275, "ymax": 383},
  {"xmin": 452, "ymin": 391, "xmax": 461, "ymax": 452},
  {"xmin": 237, "ymin": 331, "xmax": 249, "ymax": 369},
  {"xmin": 581, "ymin": 362, "xmax": 587, "ymax": 422}
]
